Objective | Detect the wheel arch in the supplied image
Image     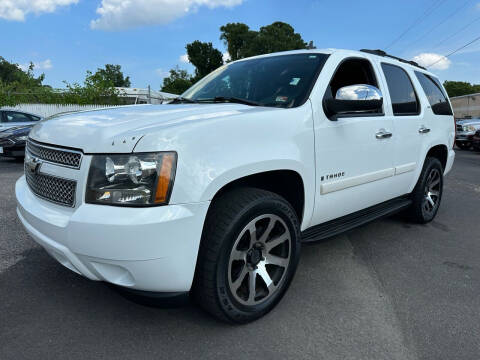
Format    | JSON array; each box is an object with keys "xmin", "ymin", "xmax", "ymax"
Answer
[
  {"xmin": 207, "ymin": 169, "xmax": 306, "ymax": 225},
  {"xmin": 426, "ymin": 144, "xmax": 448, "ymax": 171}
]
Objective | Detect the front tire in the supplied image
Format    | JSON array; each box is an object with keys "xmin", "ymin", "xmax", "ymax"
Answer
[
  {"xmin": 193, "ymin": 187, "xmax": 301, "ymax": 323},
  {"xmin": 409, "ymin": 157, "xmax": 444, "ymax": 224}
]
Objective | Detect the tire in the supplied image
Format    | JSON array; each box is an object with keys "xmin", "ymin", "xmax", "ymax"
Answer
[
  {"xmin": 456, "ymin": 142, "xmax": 471, "ymax": 150},
  {"xmin": 408, "ymin": 157, "xmax": 444, "ymax": 224},
  {"xmin": 193, "ymin": 187, "xmax": 301, "ymax": 323}
]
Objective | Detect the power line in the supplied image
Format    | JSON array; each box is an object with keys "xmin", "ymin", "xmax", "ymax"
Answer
[
  {"xmin": 404, "ymin": 0, "xmax": 472, "ymax": 49},
  {"xmin": 431, "ymin": 14, "xmax": 480, "ymax": 49},
  {"xmin": 426, "ymin": 34, "xmax": 480, "ymax": 67},
  {"xmin": 385, "ymin": 0, "xmax": 449, "ymax": 50}
]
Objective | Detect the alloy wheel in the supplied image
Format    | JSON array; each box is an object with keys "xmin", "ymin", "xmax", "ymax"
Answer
[
  {"xmin": 423, "ymin": 168, "xmax": 441, "ymax": 215},
  {"xmin": 227, "ymin": 214, "xmax": 292, "ymax": 306}
]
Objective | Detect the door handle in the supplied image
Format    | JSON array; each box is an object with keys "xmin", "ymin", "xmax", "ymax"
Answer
[
  {"xmin": 419, "ymin": 126, "xmax": 431, "ymax": 134},
  {"xmin": 376, "ymin": 130, "xmax": 393, "ymax": 139}
]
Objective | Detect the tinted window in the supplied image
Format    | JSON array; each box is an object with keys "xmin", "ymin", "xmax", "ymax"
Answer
[
  {"xmin": 4, "ymin": 111, "xmax": 34, "ymax": 123},
  {"xmin": 182, "ymin": 53, "xmax": 329, "ymax": 108},
  {"xmin": 381, "ymin": 63, "xmax": 419, "ymax": 116},
  {"xmin": 415, "ymin": 72, "xmax": 453, "ymax": 115}
]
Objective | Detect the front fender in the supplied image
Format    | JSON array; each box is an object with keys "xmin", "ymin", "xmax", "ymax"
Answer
[{"xmin": 134, "ymin": 104, "xmax": 316, "ymax": 229}]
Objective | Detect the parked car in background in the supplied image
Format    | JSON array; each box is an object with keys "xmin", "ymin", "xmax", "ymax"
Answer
[
  {"xmin": 0, "ymin": 110, "xmax": 42, "ymax": 131},
  {"xmin": 0, "ymin": 125, "xmax": 33, "ymax": 159},
  {"xmin": 455, "ymin": 118, "xmax": 480, "ymax": 150},
  {"xmin": 472, "ymin": 130, "xmax": 480, "ymax": 151}
]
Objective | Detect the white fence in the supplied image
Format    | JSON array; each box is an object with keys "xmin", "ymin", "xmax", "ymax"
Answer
[{"xmin": 1, "ymin": 103, "xmax": 127, "ymax": 118}]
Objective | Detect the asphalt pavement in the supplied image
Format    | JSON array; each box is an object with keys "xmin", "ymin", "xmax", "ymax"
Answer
[{"xmin": 1, "ymin": 150, "xmax": 479, "ymax": 360}]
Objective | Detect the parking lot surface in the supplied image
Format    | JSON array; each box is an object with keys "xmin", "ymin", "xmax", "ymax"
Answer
[{"xmin": 1, "ymin": 150, "xmax": 479, "ymax": 360}]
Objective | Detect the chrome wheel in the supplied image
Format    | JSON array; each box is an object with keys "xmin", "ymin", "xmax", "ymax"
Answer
[
  {"xmin": 423, "ymin": 168, "xmax": 441, "ymax": 215},
  {"xmin": 227, "ymin": 214, "xmax": 291, "ymax": 306}
]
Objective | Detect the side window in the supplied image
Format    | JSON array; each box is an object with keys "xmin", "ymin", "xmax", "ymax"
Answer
[
  {"xmin": 4, "ymin": 111, "xmax": 34, "ymax": 123},
  {"xmin": 324, "ymin": 57, "xmax": 382, "ymax": 116},
  {"xmin": 29, "ymin": 115, "xmax": 41, "ymax": 121},
  {"xmin": 414, "ymin": 72, "xmax": 453, "ymax": 116},
  {"xmin": 381, "ymin": 63, "xmax": 420, "ymax": 116}
]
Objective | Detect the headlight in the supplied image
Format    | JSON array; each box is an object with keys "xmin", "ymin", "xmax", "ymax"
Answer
[
  {"xmin": 465, "ymin": 125, "xmax": 477, "ymax": 132},
  {"xmin": 14, "ymin": 135, "xmax": 28, "ymax": 142},
  {"xmin": 86, "ymin": 152, "xmax": 177, "ymax": 206}
]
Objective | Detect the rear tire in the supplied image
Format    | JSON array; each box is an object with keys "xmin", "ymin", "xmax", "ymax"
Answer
[
  {"xmin": 193, "ymin": 187, "xmax": 301, "ymax": 323},
  {"xmin": 408, "ymin": 157, "xmax": 443, "ymax": 224}
]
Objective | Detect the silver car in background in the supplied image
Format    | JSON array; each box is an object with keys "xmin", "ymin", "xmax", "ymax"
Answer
[
  {"xmin": 0, "ymin": 110, "xmax": 42, "ymax": 131},
  {"xmin": 455, "ymin": 119, "xmax": 480, "ymax": 150}
]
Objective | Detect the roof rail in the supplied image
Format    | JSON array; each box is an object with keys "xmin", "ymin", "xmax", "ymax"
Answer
[{"xmin": 360, "ymin": 49, "xmax": 427, "ymax": 70}]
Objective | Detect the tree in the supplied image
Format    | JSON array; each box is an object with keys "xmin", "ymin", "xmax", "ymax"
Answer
[
  {"xmin": 90, "ymin": 64, "xmax": 131, "ymax": 87},
  {"xmin": 219, "ymin": 21, "xmax": 307, "ymax": 60},
  {"xmin": 220, "ymin": 23, "xmax": 256, "ymax": 61},
  {"xmin": 161, "ymin": 67, "xmax": 193, "ymax": 94},
  {"xmin": 0, "ymin": 57, "xmax": 45, "ymax": 90},
  {"xmin": 186, "ymin": 41, "xmax": 224, "ymax": 81},
  {"xmin": 443, "ymin": 81, "xmax": 480, "ymax": 98}
]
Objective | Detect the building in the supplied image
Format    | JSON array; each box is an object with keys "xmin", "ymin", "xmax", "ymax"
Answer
[
  {"xmin": 450, "ymin": 93, "xmax": 480, "ymax": 119},
  {"xmin": 115, "ymin": 87, "xmax": 177, "ymax": 105}
]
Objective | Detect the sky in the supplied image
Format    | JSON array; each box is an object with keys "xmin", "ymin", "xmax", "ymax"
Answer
[{"xmin": 1, "ymin": 0, "xmax": 479, "ymax": 89}]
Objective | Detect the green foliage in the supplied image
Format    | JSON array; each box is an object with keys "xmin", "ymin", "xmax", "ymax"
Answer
[
  {"xmin": 0, "ymin": 56, "xmax": 45, "ymax": 90},
  {"xmin": 220, "ymin": 21, "xmax": 307, "ymax": 60},
  {"xmin": 0, "ymin": 57, "xmax": 127, "ymax": 107},
  {"xmin": 220, "ymin": 23, "xmax": 256, "ymax": 61},
  {"xmin": 161, "ymin": 66, "xmax": 193, "ymax": 94},
  {"xmin": 90, "ymin": 64, "xmax": 131, "ymax": 87},
  {"xmin": 186, "ymin": 41, "xmax": 224, "ymax": 81},
  {"xmin": 443, "ymin": 81, "xmax": 480, "ymax": 98}
]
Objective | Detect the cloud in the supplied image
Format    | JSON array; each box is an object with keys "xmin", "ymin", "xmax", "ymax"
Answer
[
  {"xmin": 0, "ymin": 0, "xmax": 78, "ymax": 21},
  {"xmin": 19, "ymin": 59, "xmax": 53, "ymax": 71},
  {"xmin": 180, "ymin": 54, "xmax": 190, "ymax": 63},
  {"xmin": 91, "ymin": 0, "xmax": 243, "ymax": 31},
  {"xmin": 412, "ymin": 53, "xmax": 451, "ymax": 70},
  {"xmin": 155, "ymin": 68, "xmax": 169, "ymax": 78},
  {"xmin": 222, "ymin": 51, "xmax": 231, "ymax": 63}
]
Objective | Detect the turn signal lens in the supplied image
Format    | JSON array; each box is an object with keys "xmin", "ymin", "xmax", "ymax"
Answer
[{"xmin": 155, "ymin": 153, "xmax": 176, "ymax": 204}]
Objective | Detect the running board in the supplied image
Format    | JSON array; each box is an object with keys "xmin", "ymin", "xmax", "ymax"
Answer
[{"xmin": 301, "ymin": 197, "xmax": 412, "ymax": 243}]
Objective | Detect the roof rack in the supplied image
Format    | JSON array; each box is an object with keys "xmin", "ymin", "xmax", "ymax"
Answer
[{"xmin": 360, "ymin": 49, "xmax": 427, "ymax": 70}]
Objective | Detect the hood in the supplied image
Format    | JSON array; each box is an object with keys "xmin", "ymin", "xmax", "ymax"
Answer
[
  {"xmin": 29, "ymin": 104, "xmax": 278, "ymax": 153},
  {"xmin": 0, "ymin": 125, "xmax": 33, "ymax": 138},
  {"xmin": 456, "ymin": 119, "xmax": 480, "ymax": 126}
]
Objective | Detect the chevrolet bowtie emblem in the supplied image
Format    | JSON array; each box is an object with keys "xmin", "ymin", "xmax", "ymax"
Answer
[{"xmin": 25, "ymin": 154, "xmax": 42, "ymax": 174}]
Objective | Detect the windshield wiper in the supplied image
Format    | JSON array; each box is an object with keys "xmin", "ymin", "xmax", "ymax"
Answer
[
  {"xmin": 197, "ymin": 96, "xmax": 261, "ymax": 107},
  {"xmin": 170, "ymin": 97, "xmax": 198, "ymax": 104}
]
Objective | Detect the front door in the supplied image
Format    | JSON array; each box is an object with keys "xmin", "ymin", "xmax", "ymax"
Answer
[{"xmin": 309, "ymin": 54, "xmax": 396, "ymax": 226}]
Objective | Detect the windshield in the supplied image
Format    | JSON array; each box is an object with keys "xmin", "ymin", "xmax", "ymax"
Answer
[{"xmin": 181, "ymin": 53, "xmax": 329, "ymax": 108}]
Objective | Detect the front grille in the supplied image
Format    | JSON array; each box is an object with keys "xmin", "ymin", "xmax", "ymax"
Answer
[
  {"xmin": 25, "ymin": 168, "xmax": 77, "ymax": 207},
  {"xmin": 0, "ymin": 138, "xmax": 15, "ymax": 146},
  {"xmin": 27, "ymin": 139, "xmax": 82, "ymax": 169},
  {"xmin": 456, "ymin": 124, "xmax": 464, "ymax": 132}
]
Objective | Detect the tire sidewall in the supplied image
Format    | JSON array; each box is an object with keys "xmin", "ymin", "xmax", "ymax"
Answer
[
  {"xmin": 415, "ymin": 158, "xmax": 444, "ymax": 222},
  {"xmin": 215, "ymin": 197, "xmax": 301, "ymax": 322}
]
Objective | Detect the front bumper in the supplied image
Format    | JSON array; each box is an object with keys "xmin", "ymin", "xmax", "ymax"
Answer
[
  {"xmin": 16, "ymin": 176, "xmax": 210, "ymax": 292},
  {"xmin": 0, "ymin": 141, "xmax": 26, "ymax": 158},
  {"xmin": 455, "ymin": 132, "xmax": 475, "ymax": 142}
]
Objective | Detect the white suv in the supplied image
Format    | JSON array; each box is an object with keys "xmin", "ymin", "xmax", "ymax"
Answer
[{"xmin": 16, "ymin": 49, "xmax": 455, "ymax": 323}]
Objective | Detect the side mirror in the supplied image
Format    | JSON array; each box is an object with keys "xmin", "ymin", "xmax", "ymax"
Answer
[{"xmin": 324, "ymin": 84, "xmax": 383, "ymax": 120}]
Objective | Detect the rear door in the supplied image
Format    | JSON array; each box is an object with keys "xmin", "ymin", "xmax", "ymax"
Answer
[
  {"xmin": 309, "ymin": 53, "xmax": 396, "ymax": 225},
  {"xmin": 377, "ymin": 62, "xmax": 423, "ymax": 196}
]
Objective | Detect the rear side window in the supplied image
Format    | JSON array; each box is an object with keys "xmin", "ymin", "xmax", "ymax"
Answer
[
  {"xmin": 381, "ymin": 63, "xmax": 420, "ymax": 116},
  {"xmin": 414, "ymin": 72, "xmax": 453, "ymax": 115},
  {"xmin": 3, "ymin": 111, "xmax": 33, "ymax": 123}
]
